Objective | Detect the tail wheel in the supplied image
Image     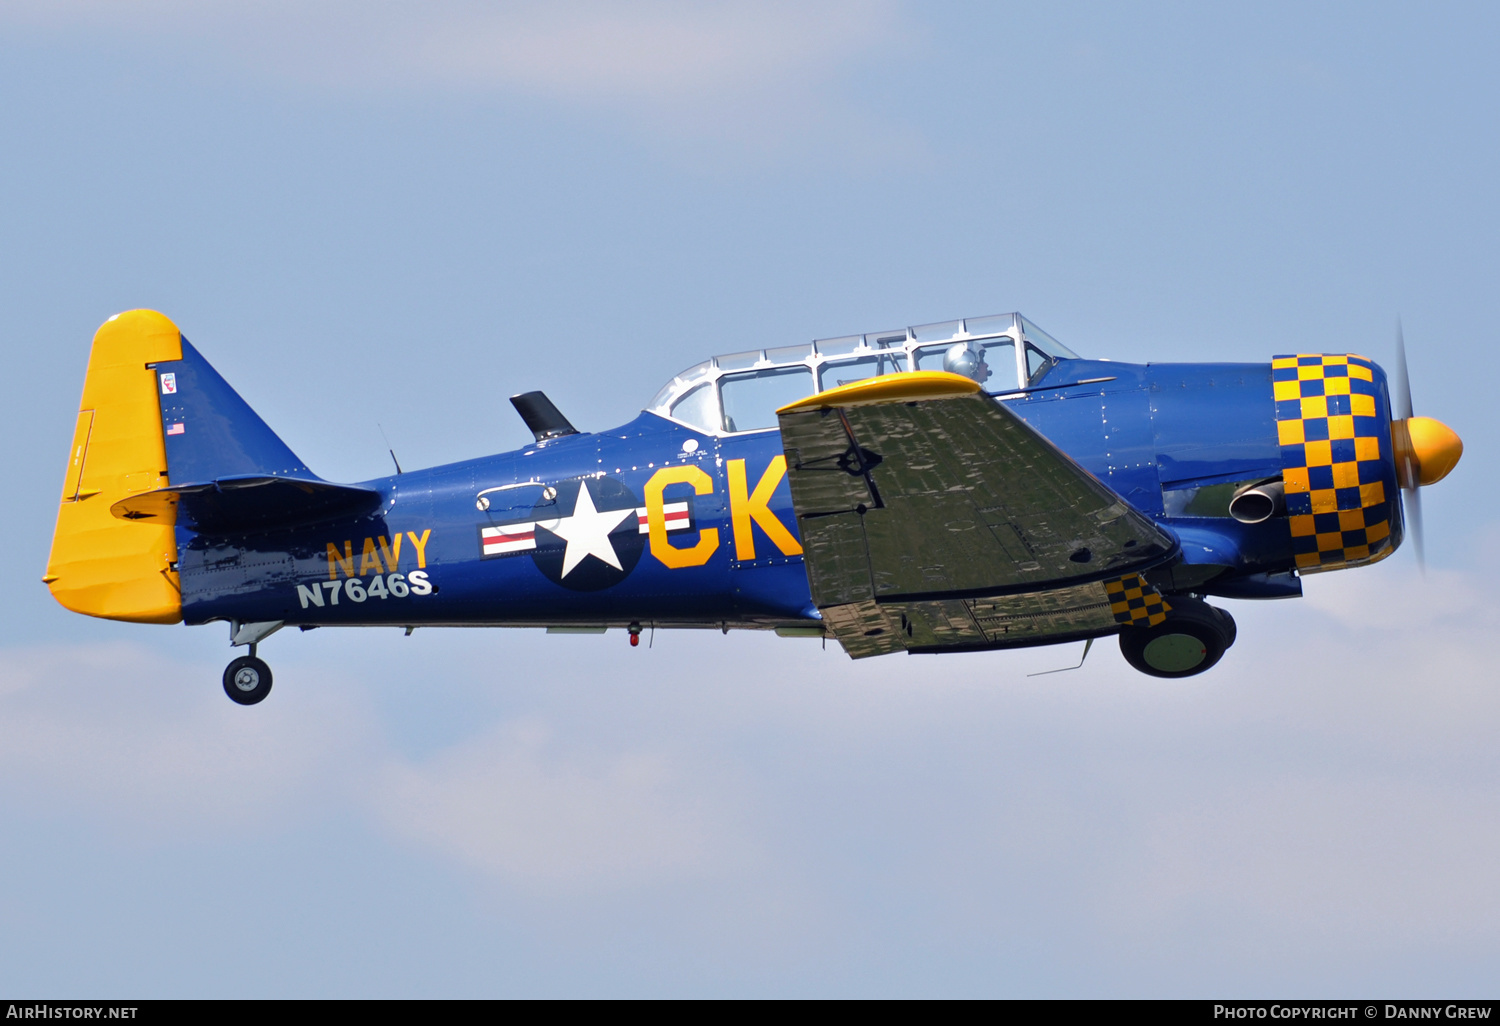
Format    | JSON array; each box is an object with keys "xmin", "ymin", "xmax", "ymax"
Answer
[
  {"xmin": 1118, "ymin": 597, "xmax": 1236, "ymax": 679},
  {"xmin": 223, "ymin": 655, "xmax": 273, "ymax": 705}
]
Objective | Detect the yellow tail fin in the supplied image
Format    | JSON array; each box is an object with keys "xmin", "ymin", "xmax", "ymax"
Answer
[{"xmin": 44, "ymin": 310, "xmax": 184, "ymax": 623}]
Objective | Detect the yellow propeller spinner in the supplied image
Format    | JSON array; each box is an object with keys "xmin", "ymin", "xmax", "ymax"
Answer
[{"xmin": 1392, "ymin": 415, "xmax": 1463, "ymax": 488}]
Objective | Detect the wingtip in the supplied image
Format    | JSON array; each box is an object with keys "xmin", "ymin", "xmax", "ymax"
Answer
[{"xmin": 777, "ymin": 371, "xmax": 982, "ymax": 414}]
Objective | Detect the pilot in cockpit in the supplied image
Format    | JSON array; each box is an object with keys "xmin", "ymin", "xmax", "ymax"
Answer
[{"xmin": 942, "ymin": 340, "xmax": 991, "ymax": 384}]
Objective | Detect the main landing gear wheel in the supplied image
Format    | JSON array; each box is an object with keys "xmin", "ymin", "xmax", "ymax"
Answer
[
  {"xmin": 1118, "ymin": 596, "xmax": 1237, "ymax": 679},
  {"xmin": 223, "ymin": 655, "xmax": 273, "ymax": 705}
]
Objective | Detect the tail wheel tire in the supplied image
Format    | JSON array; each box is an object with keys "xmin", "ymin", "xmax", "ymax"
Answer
[
  {"xmin": 223, "ymin": 655, "xmax": 273, "ymax": 705},
  {"xmin": 1118, "ymin": 597, "xmax": 1237, "ymax": 679}
]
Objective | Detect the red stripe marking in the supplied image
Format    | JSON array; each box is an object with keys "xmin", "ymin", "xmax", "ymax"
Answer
[
  {"xmin": 484, "ymin": 539, "xmax": 534, "ymax": 554},
  {"xmin": 636, "ymin": 512, "xmax": 691, "ymax": 533}
]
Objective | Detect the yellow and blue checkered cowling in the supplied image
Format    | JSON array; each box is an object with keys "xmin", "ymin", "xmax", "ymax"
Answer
[{"xmin": 1272, "ymin": 354, "xmax": 1403, "ymax": 573}]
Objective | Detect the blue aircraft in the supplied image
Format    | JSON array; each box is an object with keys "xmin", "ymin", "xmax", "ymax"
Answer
[{"xmin": 45, "ymin": 309, "xmax": 1463, "ymax": 704}]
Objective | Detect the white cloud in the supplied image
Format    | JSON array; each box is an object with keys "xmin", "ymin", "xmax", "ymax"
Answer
[
  {"xmin": 373, "ymin": 715, "xmax": 750, "ymax": 891},
  {"xmin": 0, "ymin": 639, "xmax": 757, "ymax": 892},
  {"xmin": 408, "ymin": 2, "xmax": 900, "ymax": 100},
  {"xmin": 3, "ymin": 555, "xmax": 1498, "ymax": 987},
  {"xmin": 1119, "ymin": 776, "xmax": 1500, "ymax": 952},
  {"xmin": 0, "ymin": 642, "xmax": 376, "ymax": 837},
  {"xmin": 3, "ymin": 1, "xmax": 910, "ymax": 152},
  {"xmin": 1300, "ymin": 558, "xmax": 1494, "ymax": 633},
  {"xmin": 1061, "ymin": 560, "xmax": 1500, "ymax": 966}
]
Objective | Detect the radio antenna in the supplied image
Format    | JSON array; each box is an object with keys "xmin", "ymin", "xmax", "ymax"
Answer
[
  {"xmin": 1027, "ymin": 637, "xmax": 1094, "ymax": 677},
  {"xmin": 377, "ymin": 423, "xmax": 403, "ymax": 475}
]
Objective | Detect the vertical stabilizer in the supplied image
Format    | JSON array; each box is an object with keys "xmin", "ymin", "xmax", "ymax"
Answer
[
  {"xmin": 155, "ymin": 338, "xmax": 310, "ymax": 484},
  {"xmin": 44, "ymin": 310, "xmax": 183, "ymax": 623}
]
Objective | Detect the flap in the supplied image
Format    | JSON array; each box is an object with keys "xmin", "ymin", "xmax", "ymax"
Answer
[
  {"xmin": 111, "ymin": 476, "xmax": 381, "ymax": 535},
  {"xmin": 777, "ymin": 373, "xmax": 1177, "ymax": 656}
]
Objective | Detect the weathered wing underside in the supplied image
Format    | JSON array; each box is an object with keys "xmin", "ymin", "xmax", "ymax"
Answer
[{"xmin": 776, "ymin": 373, "xmax": 1177, "ymax": 658}]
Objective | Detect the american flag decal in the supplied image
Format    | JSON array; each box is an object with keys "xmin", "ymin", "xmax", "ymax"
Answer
[{"xmin": 480, "ymin": 501, "xmax": 692, "ymax": 558}]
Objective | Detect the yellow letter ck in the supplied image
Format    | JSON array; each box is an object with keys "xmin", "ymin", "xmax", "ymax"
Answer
[
  {"xmin": 644, "ymin": 466, "xmax": 719, "ymax": 568},
  {"xmin": 727, "ymin": 456, "xmax": 803, "ymax": 560}
]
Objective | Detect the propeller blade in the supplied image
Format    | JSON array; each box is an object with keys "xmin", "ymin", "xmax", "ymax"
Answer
[
  {"xmin": 1394, "ymin": 316, "xmax": 1414, "ymax": 421},
  {"xmin": 1405, "ymin": 483, "xmax": 1425, "ymax": 574},
  {"xmin": 1394, "ymin": 317, "xmax": 1424, "ymax": 571}
]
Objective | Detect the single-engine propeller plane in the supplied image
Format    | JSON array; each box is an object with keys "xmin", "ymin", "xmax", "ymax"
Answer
[{"xmin": 45, "ymin": 309, "xmax": 1463, "ymax": 704}]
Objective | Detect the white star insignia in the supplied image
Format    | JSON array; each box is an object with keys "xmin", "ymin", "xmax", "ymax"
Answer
[{"xmin": 540, "ymin": 481, "xmax": 634, "ymax": 578}]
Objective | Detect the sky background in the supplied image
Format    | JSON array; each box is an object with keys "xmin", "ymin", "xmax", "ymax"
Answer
[{"xmin": 1, "ymin": 0, "xmax": 1497, "ymax": 997}]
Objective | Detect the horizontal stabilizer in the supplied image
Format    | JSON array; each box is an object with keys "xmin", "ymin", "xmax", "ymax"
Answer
[{"xmin": 111, "ymin": 475, "xmax": 381, "ymax": 534}]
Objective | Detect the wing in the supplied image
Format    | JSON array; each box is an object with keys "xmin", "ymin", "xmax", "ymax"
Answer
[{"xmin": 776, "ymin": 372, "xmax": 1177, "ymax": 658}]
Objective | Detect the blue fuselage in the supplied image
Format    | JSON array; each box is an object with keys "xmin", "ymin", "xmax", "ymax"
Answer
[{"xmin": 176, "ymin": 357, "xmax": 1399, "ymax": 630}]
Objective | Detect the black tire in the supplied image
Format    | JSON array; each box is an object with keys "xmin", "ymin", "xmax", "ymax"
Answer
[
  {"xmin": 223, "ymin": 655, "xmax": 273, "ymax": 705},
  {"xmin": 1118, "ymin": 597, "xmax": 1237, "ymax": 679}
]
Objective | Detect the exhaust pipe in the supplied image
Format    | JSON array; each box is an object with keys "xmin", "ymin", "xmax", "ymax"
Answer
[{"xmin": 1229, "ymin": 479, "xmax": 1285, "ymax": 524}]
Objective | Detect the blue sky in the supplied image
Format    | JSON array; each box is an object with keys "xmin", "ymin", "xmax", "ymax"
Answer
[{"xmin": 1, "ymin": 1, "xmax": 1496, "ymax": 996}]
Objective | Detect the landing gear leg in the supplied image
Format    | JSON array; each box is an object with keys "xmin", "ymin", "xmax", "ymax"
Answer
[
  {"xmin": 224, "ymin": 621, "xmax": 283, "ymax": 705},
  {"xmin": 223, "ymin": 642, "xmax": 273, "ymax": 705}
]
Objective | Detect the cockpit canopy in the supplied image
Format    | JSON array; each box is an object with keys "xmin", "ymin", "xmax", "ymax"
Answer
[{"xmin": 646, "ymin": 312, "xmax": 1080, "ymax": 434}]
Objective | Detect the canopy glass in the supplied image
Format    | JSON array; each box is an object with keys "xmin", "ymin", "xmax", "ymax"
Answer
[{"xmin": 646, "ymin": 312, "xmax": 1080, "ymax": 434}]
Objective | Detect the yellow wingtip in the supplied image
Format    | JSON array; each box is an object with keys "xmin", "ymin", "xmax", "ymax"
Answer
[{"xmin": 777, "ymin": 370, "xmax": 982, "ymax": 415}]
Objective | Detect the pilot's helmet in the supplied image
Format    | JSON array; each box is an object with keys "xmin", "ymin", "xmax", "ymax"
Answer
[{"xmin": 943, "ymin": 341, "xmax": 990, "ymax": 383}]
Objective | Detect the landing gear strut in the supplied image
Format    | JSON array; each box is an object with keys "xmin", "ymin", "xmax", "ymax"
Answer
[
  {"xmin": 223, "ymin": 621, "xmax": 283, "ymax": 705},
  {"xmin": 1118, "ymin": 596, "xmax": 1237, "ymax": 678},
  {"xmin": 223, "ymin": 643, "xmax": 274, "ymax": 705}
]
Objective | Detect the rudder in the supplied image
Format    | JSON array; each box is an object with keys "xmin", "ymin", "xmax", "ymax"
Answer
[{"xmin": 45, "ymin": 310, "xmax": 184, "ymax": 623}]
